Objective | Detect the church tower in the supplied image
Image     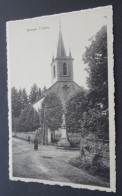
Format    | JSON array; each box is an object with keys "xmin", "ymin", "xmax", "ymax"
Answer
[
  {"xmin": 51, "ymin": 25, "xmax": 74, "ymax": 85},
  {"xmin": 33, "ymin": 22, "xmax": 82, "ymax": 146},
  {"xmin": 38, "ymin": 22, "xmax": 81, "ymax": 109}
]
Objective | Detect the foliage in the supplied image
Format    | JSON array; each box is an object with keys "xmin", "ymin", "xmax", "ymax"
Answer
[
  {"xmin": 65, "ymin": 90, "xmax": 88, "ymax": 134},
  {"xmin": 11, "ymin": 87, "xmax": 29, "ymax": 117},
  {"xmin": 40, "ymin": 93, "xmax": 63, "ymax": 131},
  {"xmin": 22, "ymin": 88, "xmax": 29, "ymax": 108},
  {"xmin": 66, "ymin": 25, "xmax": 108, "ymax": 142},
  {"xmin": 69, "ymin": 26, "xmax": 110, "ymax": 178},
  {"xmin": 12, "ymin": 116, "xmax": 19, "ymax": 133},
  {"xmin": 82, "ymin": 26, "xmax": 109, "ymax": 140},
  {"xmin": 42, "ymin": 86, "xmax": 47, "ymax": 94},
  {"xmin": 38, "ymin": 88, "xmax": 42, "ymax": 98},
  {"xmin": 11, "ymin": 87, "xmax": 20, "ymax": 117},
  {"xmin": 83, "ymin": 26, "xmax": 108, "ymax": 108},
  {"xmin": 11, "ymin": 85, "xmax": 40, "ymax": 133},
  {"xmin": 17, "ymin": 105, "xmax": 40, "ymax": 132},
  {"xmin": 82, "ymin": 97, "xmax": 109, "ymax": 139},
  {"xmin": 83, "ymin": 26, "xmax": 107, "ymax": 89},
  {"xmin": 29, "ymin": 83, "xmax": 40, "ymax": 104},
  {"xmin": 79, "ymin": 137, "xmax": 110, "ymax": 180}
]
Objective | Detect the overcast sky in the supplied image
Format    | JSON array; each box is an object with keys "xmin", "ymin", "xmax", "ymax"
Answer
[{"xmin": 7, "ymin": 7, "xmax": 108, "ymax": 94}]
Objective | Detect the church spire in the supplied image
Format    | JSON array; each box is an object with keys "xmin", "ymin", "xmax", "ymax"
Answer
[
  {"xmin": 56, "ymin": 22, "xmax": 66, "ymax": 58},
  {"xmin": 69, "ymin": 49, "xmax": 72, "ymax": 58}
]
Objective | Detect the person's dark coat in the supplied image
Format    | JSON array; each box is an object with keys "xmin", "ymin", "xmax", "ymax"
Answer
[{"xmin": 34, "ymin": 138, "xmax": 38, "ymax": 150}]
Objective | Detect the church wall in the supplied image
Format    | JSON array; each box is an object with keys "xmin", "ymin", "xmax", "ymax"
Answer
[
  {"xmin": 45, "ymin": 81, "xmax": 81, "ymax": 109},
  {"xmin": 51, "ymin": 60, "xmax": 58, "ymax": 85},
  {"xmin": 57, "ymin": 59, "xmax": 73, "ymax": 82}
]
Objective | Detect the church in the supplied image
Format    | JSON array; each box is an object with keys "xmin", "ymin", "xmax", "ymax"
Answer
[
  {"xmin": 33, "ymin": 24, "xmax": 82, "ymax": 145},
  {"xmin": 34, "ymin": 24, "xmax": 81, "ymax": 111}
]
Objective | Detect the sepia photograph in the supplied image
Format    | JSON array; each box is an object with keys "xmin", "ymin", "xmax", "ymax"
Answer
[{"xmin": 7, "ymin": 6, "xmax": 115, "ymax": 192}]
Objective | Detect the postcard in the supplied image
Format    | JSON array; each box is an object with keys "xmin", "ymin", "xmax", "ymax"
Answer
[{"xmin": 7, "ymin": 5, "xmax": 115, "ymax": 192}]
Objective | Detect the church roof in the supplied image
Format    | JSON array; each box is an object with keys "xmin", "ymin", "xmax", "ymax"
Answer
[{"xmin": 56, "ymin": 25, "xmax": 66, "ymax": 58}]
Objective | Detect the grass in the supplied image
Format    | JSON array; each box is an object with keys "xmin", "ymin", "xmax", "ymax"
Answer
[{"xmin": 69, "ymin": 156, "xmax": 110, "ymax": 183}]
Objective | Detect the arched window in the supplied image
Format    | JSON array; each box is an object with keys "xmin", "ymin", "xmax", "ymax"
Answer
[
  {"xmin": 63, "ymin": 63, "xmax": 67, "ymax": 75},
  {"xmin": 53, "ymin": 65, "xmax": 56, "ymax": 78}
]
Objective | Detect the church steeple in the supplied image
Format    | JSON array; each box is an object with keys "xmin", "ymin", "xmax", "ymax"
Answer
[
  {"xmin": 56, "ymin": 24, "xmax": 66, "ymax": 58},
  {"xmin": 51, "ymin": 22, "xmax": 74, "ymax": 85},
  {"xmin": 69, "ymin": 49, "xmax": 72, "ymax": 58}
]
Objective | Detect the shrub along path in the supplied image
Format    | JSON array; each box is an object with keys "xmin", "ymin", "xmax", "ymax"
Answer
[{"xmin": 12, "ymin": 137, "xmax": 110, "ymax": 188}]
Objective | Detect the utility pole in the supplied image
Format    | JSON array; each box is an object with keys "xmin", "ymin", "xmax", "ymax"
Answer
[{"xmin": 43, "ymin": 105, "xmax": 46, "ymax": 145}]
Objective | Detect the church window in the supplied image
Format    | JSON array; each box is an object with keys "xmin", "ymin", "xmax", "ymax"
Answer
[
  {"xmin": 53, "ymin": 65, "xmax": 56, "ymax": 78},
  {"xmin": 63, "ymin": 63, "xmax": 67, "ymax": 75}
]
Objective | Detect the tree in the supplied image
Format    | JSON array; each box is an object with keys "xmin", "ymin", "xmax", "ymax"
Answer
[
  {"xmin": 40, "ymin": 93, "xmax": 63, "ymax": 131},
  {"xmin": 11, "ymin": 87, "xmax": 29, "ymax": 132},
  {"xmin": 42, "ymin": 86, "xmax": 47, "ymax": 94},
  {"xmin": 77, "ymin": 26, "xmax": 109, "ymax": 178},
  {"xmin": 18, "ymin": 88, "xmax": 24, "ymax": 112},
  {"xmin": 22, "ymin": 88, "xmax": 29, "ymax": 108},
  {"xmin": 11, "ymin": 87, "xmax": 21, "ymax": 117},
  {"xmin": 38, "ymin": 88, "xmax": 42, "ymax": 98},
  {"xmin": 82, "ymin": 25, "xmax": 109, "ymax": 140},
  {"xmin": 29, "ymin": 83, "xmax": 39, "ymax": 104},
  {"xmin": 17, "ymin": 105, "xmax": 40, "ymax": 132},
  {"xmin": 66, "ymin": 90, "xmax": 88, "ymax": 134},
  {"xmin": 83, "ymin": 26, "xmax": 108, "ymax": 108}
]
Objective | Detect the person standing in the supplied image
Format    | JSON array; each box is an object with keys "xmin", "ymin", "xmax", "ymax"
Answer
[{"xmin": 34, "ymin": 137, "xmax": 38, "ymax": 150}]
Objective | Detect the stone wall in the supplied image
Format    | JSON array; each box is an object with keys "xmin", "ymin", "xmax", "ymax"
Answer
[
  {"xmin": 13, "ymin": 131, "xmax": 36, "ymax": 142},
  {"xmin": 13, "ymin": 129, "xmax": 82, "ymax": 147},
  {"xmin": 12, "ymin": 128, "xmax": 43, "ymax": 144}
]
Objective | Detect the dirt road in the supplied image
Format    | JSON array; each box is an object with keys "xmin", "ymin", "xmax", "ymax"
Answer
[{"xmin": 12, "ymin": 137, "xmax": 109, "ymax": 187}]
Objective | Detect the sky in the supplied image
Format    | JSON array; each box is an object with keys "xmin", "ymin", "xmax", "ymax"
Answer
[{"xmin": 7, "ymin": 7, "xmax": 108, "ymax": 94}]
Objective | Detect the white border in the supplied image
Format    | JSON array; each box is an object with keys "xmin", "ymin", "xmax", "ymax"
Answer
[{"xmin": 7, "ymin": 5, "xmax": 115, "ymax": 192}]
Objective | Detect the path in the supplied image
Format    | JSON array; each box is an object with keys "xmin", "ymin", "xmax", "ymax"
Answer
[{"xmin": 12, "ymin": 138, "xmax": 109, "ymax": 187}]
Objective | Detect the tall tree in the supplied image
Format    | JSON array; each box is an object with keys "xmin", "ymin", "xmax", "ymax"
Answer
[
  {"xmin": 17, "ymin": 105, "xmax": 40, "ymax": 132},
  {"xmin": 18, "ymin": 88, "xmax": 23, "ymax": 112},
  {"xmin": 38, "ymin": 88, "xmax": 42, "ymax": 98},
  {"xmin": 40, "ymin": 93, "xmax": 63, "ymax": 131},
  {"xmin": 83, "ymin": 26, "xmax": 108, "ymax": 108},
  {"xmin": 82, "ymin": 26, "xmax": 108, "ymax": 140},
  {"xmin": 66, "ymin": 90, "xmax": 88, "ymax": 134},
  {"xmin": 29, "ymin": 83, "xmax": 39, "ymax": 104},
  {"xmin": 11, "ymin": 87, "xmax": 20, "ymax": 117},
  {"xmin": 22, "ymin": 88, "xmax": 29, "ymax": 108},
  {"xmin": 42, "ymin": 86, "xmax": 47, "ymax": 94}
]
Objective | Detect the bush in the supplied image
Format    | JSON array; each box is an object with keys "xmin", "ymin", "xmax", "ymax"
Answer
[
  {"xmin": 70, "ymin": 141, "xmax": 80, "ymax": 148},
  {"xmin": 79, "ymin": 135, "xmax": 110, "ymax": 180}
]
